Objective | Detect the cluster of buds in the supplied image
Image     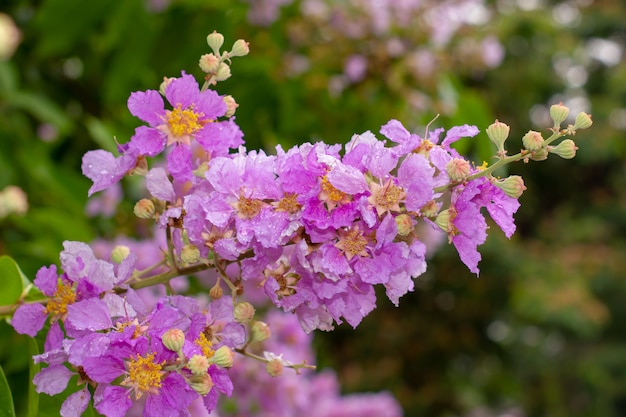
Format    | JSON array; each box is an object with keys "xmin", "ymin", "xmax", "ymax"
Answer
[{"xmin": 200, "ymin": 31, "xmax": 250, "ymax": 88}]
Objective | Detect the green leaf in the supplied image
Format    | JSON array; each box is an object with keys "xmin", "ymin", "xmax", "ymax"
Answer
[
  {"xmin": 0, "ymin": 364, "xmax": 16, "ymax": 417},
  {"xmin": 26, "ymin": 337, "xmax": 40, "ymax": 417},
  {"xmin": 0, "ymin": 256, "xmax": 28, "ymax": 307}
]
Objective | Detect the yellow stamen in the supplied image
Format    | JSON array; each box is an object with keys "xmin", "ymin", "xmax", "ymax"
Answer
[
  {"xmin": 123, "ymin": 352, "xmax": 164, "ymax": 400},
  {"xmin": 166, "ymin": 104, "xmax": 203, "ymax": 138},
  {"xmin": 195, "ymin": 332, "xmax": 215, "ymax": 359},
  {"xmin": 45, "ymin": 282, "xmax": 76, "ymax": 316}
]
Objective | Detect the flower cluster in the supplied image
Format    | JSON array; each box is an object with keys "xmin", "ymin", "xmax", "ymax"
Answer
[{"xmin": 7, "ymin": 32, "xmax": 591, "ymax": 417}]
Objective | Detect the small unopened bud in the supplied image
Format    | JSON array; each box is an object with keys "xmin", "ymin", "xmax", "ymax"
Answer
[
  {"xmin": 229, "ymin": 39, "xmax": 250, "ymax": 57},
  {"xmin": 486, "ymin": 120, "xmax": 510, "ymax": 153},
  {"xmin": 234, "ymin": 301, "xmax": 255, "ymax": 324},
  {"xmin": 199, "ymin": 53, "xmax": 220, "ymax": 74},
  {"xmin": 180, "ymin": 244, "xmax": 201, "ymax": 264},
  {"xmin": 550, "ymin": 139, "xmax": 578, "ymax": 159},
  {"xmin": 445, "ymin": 158, "xmax": 471, "ymax": 181},
  {"xmin": 111, "ymin": 245, "xmax": 131, "ymax": 264},
  {"xmin": 209, "ymin": 283, "xmax": 223, "ymax": 300},
  {"xmin": 187, "ymin": 373, "xmax": 213, "ymax": 396},
  {"xmin": 522, "ymin": 130, "xmax": 544, "ymax": 152},
  {"xmin": 159, "ymin": 77, "xmax": 174, "ymax": 96},
  {"xmin": 188, "ymin": 354, "xmax": 210, "ymax": 375},
  {"xmin": 206, "ymin": 31, "xmax": 224, "ymax": 54},
  {"xmin": 266, "ymin": 359, "xmax": 284, "ymax": 377},
  {"xmin": 134, "ymin": 199, "xmax": 155, "ymax": 219},
  {"xmin": 549, "ymin": 103, "xmax": 569, "ymax": 128},
  {"xmin": 250, "ymin": 320, "xmax": 271, "ymax": 343},
  {"xmin": 573, "ymin": 112, "xmax": 592, "ymax": 130},
  {"xmin": 493, "ymin": 175, "xmax": 526, "ymax": 199},
  {"xmin": 162, "ymin": 328, "xmax": 185, "ymax": 352},
  {"xmin": 420, "ymin": 200, "xmax": 438, "ymax": 218},
  {"xmin": 223, "ymin": 95, "xmax": 239, "ymax": 117},
  {"xmin": 211, "ymin": 346, "xmax": 234, "ymax": 368},
  {"xmin": 529, "ymin": 147, "xmax": 549, "ymax": 161},
  {"xmin": 215, "ymin": 62, "xmax": 231, "ymax": 82},
  {"xmin": 435, "ymin": 209, "xmax": 452, "ymax": 233},
  {"xmin": 395, "ymin": 214, "xmax": 413, "ymax": 236}
]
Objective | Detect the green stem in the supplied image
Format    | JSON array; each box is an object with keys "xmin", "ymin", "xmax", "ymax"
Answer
[{"xmin": 234, "ymin": 348, "xmax": 316, "ymax": 372}]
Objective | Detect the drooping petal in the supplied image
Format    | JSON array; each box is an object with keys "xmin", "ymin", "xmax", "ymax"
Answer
[
  {"xmin": 33, "ymin": 364, "xmax": 73, "ymax": 395},
  {"xmin": 127, "ymin": 89, "xmax": 164, "ymax": 126},
  {"xmin": 11, "ymin": 303, "xmax": 47, "ymax": 337}
]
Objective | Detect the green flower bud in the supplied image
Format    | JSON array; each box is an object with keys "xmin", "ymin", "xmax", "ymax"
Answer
[
  {"xmin": 134, "ymin": 199, "xmax": 155, "ymax": 219},
  {"xmin": 229, "ymin": 39, "xmax": 250, "ymax": 57},
  {"xmin": 206, "ymin": 31, "xmax": 224, "ymax": 54},
  {"xmin": 198, "ymin": 53, "xmax": 220, "ymax": 74},
  {"xmin": 573, "ymin": 112, "xmax": 592, "ymax": 130},
  {"xmin": 215, "ymin": 62, "xmax": 231, "ymax": 82},
  {"xmin": 435, "ymin": 209, "xmax": 452, "ymax": 233},
  {"xmin": 187, "ymin": 373, "xmax": 213, "ymax": 396},
  {"xmin": 180, "ymin": 244, "xmax": 201, "ymax": 264},
  {"xmin": 445, "ymin": 158, "xmax": 471, "ymax": 181},
  {"xmin": 209, "ymin": 283, "xmax": 223, "ymax": 300},
  {"xmin": 162, "ymin": 328, "xmax": 185, "ymax": 352},
  {"xmin": 550, "ymin": 139, "xmax": 578, "ymax": 159},
  {"xmin": 210, "ymin": 346, "xmax": 234, "ymax": 368},
  {"xmin": 522, "ymin": 130, "xmax": 544, "ymax": 152},
  {"xmin": 111, "ymin": 245, "xmax": 130, "ymax": 264},
  {"xmin": 549, "ymin": 103, "xmax": 569, "ymax": 128},
  {"xmin": 395, "ymin": 214, "xmax": 413, "ymax": 236},
  {"xmin": 187, "ymin": 354, "xmax": 209, "ymax": 375},
  {"xmin": 249, "ymin": 320, "xmax": 271, "ymax": 343},
  {"xmin": 493, "ymin": 175, "xmax": 526, "ymax": 199},
  {"xmin": 486, "ymin": 120, "xmax": 510, "ymax": 153},
  {"xmin": 266, "ymin": 358, "xmax": 284, "ymax": 377},
  {"xmin": 233, "ymin": 301, "xmax": 255, "ymax": 324},
  {"xmin": 529, "ymin": 147, "xmax": 549, "ymax": 161},
  {"xmin": 420, "ymin": 200, "xmax": 438, "ymax": 218},
  {"xmin": 159, "ymin": 77, "xmax": 174, "ymax": 96}
]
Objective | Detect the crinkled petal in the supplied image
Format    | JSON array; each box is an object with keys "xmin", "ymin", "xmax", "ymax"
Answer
[
  {"xmin": 33, "ymin": 364, "xmax": 73, "ymax": 395},
  {"xmin": 61, "ymin": 387, "xmax": 91, "ymax": 417},
  {"xmin": 82, "ymin": 149, "xmax": 137, "ymax": 196},
  {"xmin": 128, "ymin": 125, "xmax": 166, "ymax": 157},
  {"xmin": 34, "ymin": 264, "xmax": 58, "ymax": 296},
  {"xmin": 94, "ymin": 385, "xmax": 132, "ymax": 417},
  {"xmin": 66, "ymin": 298, "xmax": 112, "ymax": 331},
  {"xmin": 127, "ymin": 89, "xmax": 164, "ymax": 126},
  {"xmin": 165, "ymin": 72, "xmax": 199, "ymax": 109},
  {"xmin": 147, "ymin": 167, "xmax": 176, "ymax": 201},
  {"xmin": 12, "ymin": 303, "xmax": 47, "ymax": 337}
]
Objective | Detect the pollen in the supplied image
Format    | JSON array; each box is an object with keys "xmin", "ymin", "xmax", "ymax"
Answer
[
  {"xmin": 195, "ymin": 332, "xmax": 215, "ymax": 358},
  {"xmin": 320, "ymin": 176, "xmax": 347, "ymax": 203},
  {"xmin": 124, "ymin": 352, "xmax": 164, "ymax": 399},
  {"xmin": 368, "ymin": 180, "xmax": 405, "ymax": 216},
  {"xmin": 237, "ymin": 196, "xmax": 263, "ymax": 219},
  {"xmin": 165, "ymin": 104, "xmax": 203, "ymax": 139},
  {"xmin": 274, "ymin": 192, "xmax": 301, "ymax": 214},
  {"xmin": 335, "ymin": 228, "xmax": 369, "ymax": 260},
  {"xmin": 45, "ymin": 282, "xmax": 76, "ymax": 316}
]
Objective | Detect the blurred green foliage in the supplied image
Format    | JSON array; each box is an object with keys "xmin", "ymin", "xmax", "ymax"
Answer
[{"xmin": 1, "ymin": 0, "xmax": 626, "ymax": 416}]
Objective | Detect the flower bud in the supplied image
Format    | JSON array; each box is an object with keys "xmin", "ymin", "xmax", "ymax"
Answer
[
  {"xmin": 162, "ymin": 328, "xmax": 185, "ymax": 352},
  {"xmin": 550, "ymin": 139, "xmax": 578, "ymax": 159},
  {"xmin": 445, "ymin": 158, "xmax": 471, "ymax": 181},
  {"xmin": 435, "ymin": 209, "xmax": 452, "ymax": 233},
  {"xmin": 187, "ymin": 354, "xmax": 210, "ymax": 375},
  {"xmin": 187, "ymin": 373, "xmax": 213, "ymax": 396},
  {"xmin": 493, "ymin": 175, "xmax": 526, "ymax": 199},
  {"xmin": 209, "ymin": 283, "xmax": 223, "ymax": 300},
  {"xmin": 199, "ymin": 53, "xmax": 220, "ymax": 74},
  {"xmin": 529, "ymin": 147, "xmax": 549, "ymax": 161},
  {"xmin": 249, "ymin": 320, "xmax": 271, "ymax": 343},
  {"xmin": 230, "ymin": 39, "xmax": 250, "ymax": 57},
  {"xmin": 180, "ymin": 244, "xmax": 201, "ymax": 264},
  {"xmin": 266, "ymin": 358, "xmax": 284, "ymax": 377},
  {"xmin": 233, "ymin": 301, "xmax": 255, "ymax": 324},
  {"xmin": 215, "ymin": 62, "xmax": 231, "ymax": 82},
  {"xmin": 395, "ymin": 214, "xmax": 413, "ymax": 236},
  {"xmin": 210, "ymin": 346, "xmax": 234, "ymax": 368},
  {"xmin": 549, "ymin": 103, "xmax": 569, "ymax": 128},
  {"xmin": 486, "ymin": 120, "xmax": 510, "ymax": 153},
  {"xmin": 573, "ymin": 112, "xmax": 592, "ymax": 130},
  {"xmin": 134, "ymin": 199, "xmax": 155, "ymax": 219},
  {"xmin": 420, "ymin": 200, "xmax": 438, "ymax": 218},
  {"xmin": 223, "ymin": 95, "xmax": 239, "ymax": 117},
  {"xmin": 111, "ymin": 245, "xmax": 131, "ymax": 264},
  {"xmin": 206, "ymin": 31, "xmax": 224, "ymax": 54},
  {"xmin": 522, "ymin": 130, "xmax": 544, "ymax": 152},
  {"xmin": 159, "ymin": 77, "xmax": 174, "ymax": 96}
]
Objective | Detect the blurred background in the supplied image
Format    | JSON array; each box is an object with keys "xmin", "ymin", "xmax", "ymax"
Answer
[{"xmin": 1, "ymin": 0, "xmax": 625, "ymax": 416}]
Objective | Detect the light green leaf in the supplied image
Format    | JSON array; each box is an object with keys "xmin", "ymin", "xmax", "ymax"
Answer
[
  {"xmin": 0, "ymin": 256, "xmax": 28, "ymax": 307},
  {"xmin": 26, "ymin": 337, "xmax": 40, "ymax": 417},
  {"xmin": 0, "ymin": 364, "xmax": 17, "ymax": 417}
]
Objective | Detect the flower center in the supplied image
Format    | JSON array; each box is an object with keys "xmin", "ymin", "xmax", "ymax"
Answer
[
  {"xmin": 274, "ymin": 192, "xmax": 301, "ymax": 214},
  {"xmin": 45, "ymin": 282, "xmax": 76, "ymax": 316},
  {"xmin": 368, "ymin": 179, "xmax": 405, "ymax": 216},
  {"xmin": 123, "ymin": 352, "xmax": 164, "ymax": 400},
  {"xmin": 166, "ymin": 104, "xmax": 203, "ymax": 138},
  {"xmin": 236, "ymin": 196, "xmax": 263, "ymax": 219},
  {"xmin": 195, "ymin": 332, "xmax": 215, "ymax": 359},
  {"xmin": 335, "ymin": 228, "xmax": 369, "ymax": 260}
]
